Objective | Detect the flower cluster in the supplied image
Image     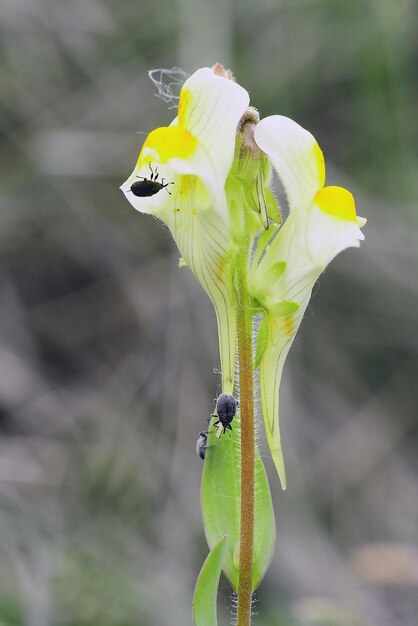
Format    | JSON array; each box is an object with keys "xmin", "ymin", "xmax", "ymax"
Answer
[{"xmin": 121, "ymin": 65, "xmax": 365, "ymax": 488}]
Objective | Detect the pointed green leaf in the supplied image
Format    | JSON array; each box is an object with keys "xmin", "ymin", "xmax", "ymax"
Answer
[
  {"xmin": 253, "ymin": 225, "xmax": 278, "ymax": 267},
  {"xmin": 201, "ymin": 415, "xmax": 276, "ymax": 591},
  {"xmin": 254, "ymin": 315, "xmax": 269, "ymax": 369},
  {"xmin": 268, "ymin": 300, "xmax": 299, "ymax": 317},
  {"xmin": 249, "ymin": 261, "xmax": 287, "ymax": 302},
  {"xmin": 193, "ymin": 535, "xmax": 227, "ymax": 626},
  {"xmin": 265, "ymin": 261, "xmax": 287, "ymax": 284},
  {"xmin": 264, "ymin": 187, "xmax": 282, "ymax": 224}
]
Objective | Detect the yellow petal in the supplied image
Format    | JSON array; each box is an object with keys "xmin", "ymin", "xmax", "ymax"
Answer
[
  {"xmin": 254, "ymin": 116, "xmax": 325, "ymax": 212},
  {"xmin": 314, "ymin": 185, "xmax": 357, "ymax": 221},
  {"xmin": 138, "ymin": 126, "xmax": 198, "ymax": 164},
  {"xmin": 124, "ymin": 135, "xmax": 229, "ymax": 223}
]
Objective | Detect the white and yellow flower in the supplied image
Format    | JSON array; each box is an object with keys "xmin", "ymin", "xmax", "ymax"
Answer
[
  {"xmin": 121, "ymin": 68, "xmax": 249, "ymax": 393},
  {"xmin": 249, "ymin": 116, "xmax": 366, "ymax": 488},
  {"xmin": 121, "ymin": 68, "xmax": 366, "ymax": 489}
]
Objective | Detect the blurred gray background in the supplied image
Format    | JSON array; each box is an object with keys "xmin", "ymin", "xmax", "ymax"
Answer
[{"xmin": 0, "ymin": 0, "xmax": 417, "ymax": 625}]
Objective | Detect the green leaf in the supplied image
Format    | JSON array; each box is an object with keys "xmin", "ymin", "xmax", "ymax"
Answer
[
  {"xmin": 254, "ymin": 315, "xmax": 269, "ymax": 369},
  {"xmin": 269, "ymin": 300, "xmax": 299, "ymax": 317},
  {"xmin": 264, "ymin": 187, "xmax": 282, "ymax": 224},
  {"xmin": 265, "ymin": 261, "xmax": 286, "ymax": 284},
  {"xmin": 201, "ymin": 416, "xmax": 276, "ymax": 591},
  {"xmin": 253, "ymin": 225, "xmax": 278, "ymax": 267},
  {"xmin": 249, "ymin": 260, "xmax": 287, "ymax": 303},
  {"xmin": 193, "ymin": 535, "xmax": 227, "ymax": 626}
]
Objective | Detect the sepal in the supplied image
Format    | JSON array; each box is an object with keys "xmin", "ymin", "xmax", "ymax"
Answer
[{"xmin": 193, "ymin": 535, "xmax": 227, "ymax": 626}]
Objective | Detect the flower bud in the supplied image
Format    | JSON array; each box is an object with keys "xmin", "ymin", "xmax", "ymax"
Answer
[{"xmin": 227, "ymin": 108, "xmax": 281, "ymax": 231}]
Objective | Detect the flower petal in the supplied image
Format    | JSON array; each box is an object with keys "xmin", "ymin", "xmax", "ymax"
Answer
[
  {"xmin": 254, "ymin": 116, "xmax": 325, "ymax": 212},
  {"xmin": 314, "ymin": 185, "xmax": 356, "ymax": 221},
  {"xmin": 120, "ymin": 160, "xmax": 176, "ymax": 218},
  {"xmin": 171, "ymin": 176, "xmax": 237, "ymax": 392},
  {"xmin": 259, "ymin": 313, "xmax": 295, "ymax": 491},
  {"xmin": 141, "ymin": 126, "xmax": 198, "ymax": 163},
  {"xmin": 121, "ymin": 145, "xmax": 229, "ymax": 229},
  {"xmin": 178, "ymin": 68, "xmax": 250, "ymax": 185},
  {"xmin": 259, "ymin": 256, "xmax": 320, "ymax": 489},
  {"xmin": 121, "ymin": 68, "xmax": 249, "ymax": 225},
  {"xmin": 251, "ymin": 211, "xmax": 316, "ymax": 306},
  {"xmin": 120, "ymin": 161, "xmax": 237, "ymax": 393},
  {"xmin": 119, "ymin": 66, "xmax": 249, "ymax": 394},
  {"xmin": 250, "ymin": 215, "xmax": 319, "ymax": 488},
  {"xmin": 306, "ymin": 187, "xmax": 365, "ymax": 266},
  {"xmin": 253, "ymin": 182, "xmax": 365, "ymax": 487}
]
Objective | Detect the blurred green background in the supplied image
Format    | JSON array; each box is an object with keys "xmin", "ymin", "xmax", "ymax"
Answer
[{"xmin": 0, "ymin": 0, "xmax": 417, "ymax": 625}]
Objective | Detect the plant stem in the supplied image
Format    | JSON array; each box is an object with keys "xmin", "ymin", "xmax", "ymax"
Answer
[{"xmin": 236, "ymin": 222, "xmax": 255, "ymax": 626}]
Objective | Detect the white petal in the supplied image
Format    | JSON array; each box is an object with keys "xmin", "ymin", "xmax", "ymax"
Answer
[
  {"xmin": 251, "ymin": 216, "xmax": 321, "ymax": 489},
  {"xmin": 169, "ymin": 177, "xmax": 237, "ymax": 393},
  {"xmin": 258, "ymin": 205, "xmax": 362, "ymax": 486},
  {"xmin": 259, "ymin": 294, "xmax": 312, "ymax": 490},
  {"xmin": 254, "ymin": 116, "xmax": 325, "ymax": 212},
  {"xmin": 120, "ymin": 161, "xmax": 236, "ymax": 393},
  {"xmin": 251, "ymin": 211, "xmax": 318, "ymax": 305},
  {"xmin": 305, "ymin": 203, "xmax": 365, "ymax": 267},
  {"xmin": 120, "ymin": 163, "xmax": 175, "ymax": 218},
  {"xmin": 179, "ymin": 68, "xmax": 250, "ymax": 184},
  {"xmin": 256, "ymin": 221, "xmax": 322, "ymax": 489},
  {"xmin": 120, "ymin": 68, "xmax": 251, "ymax": 393},
  {"xmin": 120, "ymin": 140, "xmax": 227, "ymax": 222}
]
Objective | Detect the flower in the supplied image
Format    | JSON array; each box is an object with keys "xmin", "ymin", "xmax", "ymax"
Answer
[
  {"xmin": 121, "ymin": 68, "xmax": 366, "ymax": 489},
  {"xmin": 248, "ymin": 116, "xmax": 366, "ymax": 488},
  {"xmin": 121, "ymin": 68, "xmax": 250, "ymax": 393}
]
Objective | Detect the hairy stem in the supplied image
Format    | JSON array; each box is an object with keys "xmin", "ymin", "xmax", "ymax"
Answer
[{"xmin": 236, "ymin": 218, "xmax": 255, "ymax": 626}]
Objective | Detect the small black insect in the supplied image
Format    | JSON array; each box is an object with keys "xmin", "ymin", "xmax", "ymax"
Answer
[
  {"xmin": 212, "ymin": 392, "xmax": 237, "ymax": 438},
  {"xmin": 129, "ymin": 164, "xmax": 174, "ymax": 197},
  {"xmin": 196, "ymin": 430, "xmax": 209, "ymax": 460}
]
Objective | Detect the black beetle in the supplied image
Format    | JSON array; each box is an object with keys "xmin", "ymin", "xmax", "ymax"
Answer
[
  {"xmin": 196, "ymin": 430, "xmax": 209, "ymax": 460},
  {"xmin": 129, "ymin": 164, "xmax": 173, "ymax": 197},
  {"xmin": 212, "ymin": 392, "xmax": 237, "ymax": 438}
]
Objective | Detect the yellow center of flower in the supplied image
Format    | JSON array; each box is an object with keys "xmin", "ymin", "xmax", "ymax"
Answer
[
  {"xmin": 314, "ymin": 185, "xmax": 357, "ymax": 221},
  {"xmin": 139, "ymin": 126, "xmax": 198, "ymax": 164}
]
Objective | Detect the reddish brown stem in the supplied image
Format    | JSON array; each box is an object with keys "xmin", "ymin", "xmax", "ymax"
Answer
[{"xmin": 236, "ymin": 247, "xmax": 255, "ymax": 626}]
